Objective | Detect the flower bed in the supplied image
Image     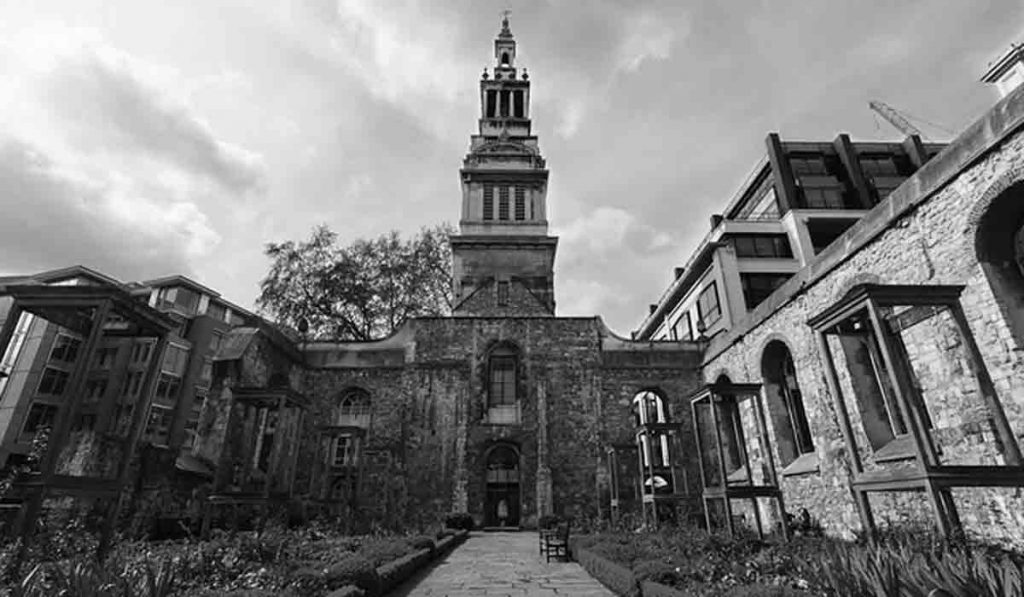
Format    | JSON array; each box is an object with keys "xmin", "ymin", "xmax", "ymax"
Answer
[
  {"xmin": 2, "ymin": 526, "xmax": 469, "ymax": 597},
  {"xmin": 573, "ymin": 524, "xmax": 1024, "ymax": 597}
]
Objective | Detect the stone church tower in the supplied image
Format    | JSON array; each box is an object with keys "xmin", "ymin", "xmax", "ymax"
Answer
[{"xmin": 452, "ymin": 16, "xmax": 558, "ymax": 316}]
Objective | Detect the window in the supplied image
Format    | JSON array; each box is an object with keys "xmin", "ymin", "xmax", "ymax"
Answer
[
  {"xmin": 672, "ymin": 312, "xmax": 693, "ymax": 342},
  {"xmin": 497, "ymin": 281, "xmax": 510, "ymax": 306},
  {"xmin": 697, "ymin": 283, "xmax": 722, "ymax": 328},
  {"xmin": 740, "ymin": 274, "xmax": 789, "ymax": 310},
  {"xmin": 489, "ymin": 353, "xmax": 516, "ymax": 407},
  {"xmin": 789, "ymin": 154, "xmax": 829, "ymax": 176},
  {"xmin": 499, "ymin": 90, "xmax": 510, "ymax": 117},
  {"xmin": 0, "ymin": 313, "xmax": 35, "ymax": 396},
  {"xmin": 483, "ymin": 185, "xmax": 494, "ymax": 220},
  {"xmin": 732, "ymin": 235, "xmax": 793, "ymax": 259},
  {"xmin": 192, "ymin": 387, "xmax": 208, "ymax": 415},
  {"xmin": 37, "ymin": 367, "xmax": 69, "ymax": 396},
  {"xmin": 633, "ymin": 391, "xmax": 672, "ymax": 470},
  {"xmin": 199, "ymin": 358, "xmax": 213, "ymax": 386},
  {"xmin": 22, "ymin": 403, "xmax": 58, "ymax": 438},
  {"xmin": 144, "ymin": 405, "xmax": 173, "ymax": 446},
  {"xmin": 337, "ymin": 388, "xmax": 371, "ymax": 427},
  {"xmin": 157, "ymin": 286, "xmax": 200, "ymax": 315},
  {"xmin": 182, "ymin": 416, "xmax": 199, "ymax": 449},
  {"xmin": 498, "ymin": 186, "xmax": 510, "ymax": 220},
  {"xmin": 736, "ymin": 176, "xmax": 781, "ymax": 220},
  {"xmin": 122, "ymin": 371, "xmax": 144, "ymax": 400},
  {"xmin": 333, "ymin": 434, "xmax": 356, "ymax": 467},
  {"xmin": 514, "ymin": 186, "xmax": 526, "ymax": 220},
  {"xmin": 94, "ymin": 346, "xmax": 118, "ymax": 369},
  {"xmin": 155, "ymin": 373, "xmax": 182, "ymax": 403},
  {"xmin": 761, "ymin": 341, "xmax": 814, "ymax": 465},
  {"xmin": 84, "ymin": 378, "xmax": 107, "ymax": 402},
  {"xmin": 49, "ymin": 334, "xmax": 81, "ymax": 364},
  {"xmin": 130, "ymin": 341, "xmax": 153, "ymax": 366},
  {"xmin": 486, "ymin": 90, "xmax": 497, "ymax": 118},
  {"xmin": 206, "ymin": 302, "xmax": 227, "ymax": 323},
  {"xmin": 209, "ymin": 331, "xmax": 224, "ymax": 354},
  {"xmin": 800, "ymin": 187, "xmax": 846, "ymax": 209},
  {"xmin": 808, "ymin": 219, "xmax": 857, "ymax": 255},
  {"xmin": 513, "ymin": 90, "xmax": 524, "ymax": 118},
  {"xmin": 162, "ymin": 344, "xmax": 190, "ymax": 376}
]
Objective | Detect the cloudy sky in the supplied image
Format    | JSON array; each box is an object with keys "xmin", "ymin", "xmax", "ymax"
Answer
[{"xmin": 0, "ymin": 1, "xmax": 1020, "ymax": 335}]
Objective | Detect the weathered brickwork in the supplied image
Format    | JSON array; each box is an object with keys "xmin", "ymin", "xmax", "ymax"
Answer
[
  {"xmin": 299, "ymin": 317, "xmax": 700, "ymax": 528},
  {"xmin": 702, "ymin": 102, "xmax": 1024, "ymax": 547}
]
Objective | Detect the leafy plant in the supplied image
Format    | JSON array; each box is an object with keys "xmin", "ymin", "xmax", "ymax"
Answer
[{"xmin": 444, "ymin": 512, "xmax": 474, "ymax": 531}]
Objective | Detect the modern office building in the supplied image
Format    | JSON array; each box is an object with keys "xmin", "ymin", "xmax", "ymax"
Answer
[{"xmin": 634, "ymin": 134, "xmax": 946, "ymax": 342}]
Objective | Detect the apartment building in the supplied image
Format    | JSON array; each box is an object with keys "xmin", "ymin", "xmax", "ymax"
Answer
[
  {"xmin": 633, "ymin": 133, "xmax": 947, "ymax": 342},
  {"xmin": 0, "ymin": 266, "xmax": 257, "ymax": 470}
]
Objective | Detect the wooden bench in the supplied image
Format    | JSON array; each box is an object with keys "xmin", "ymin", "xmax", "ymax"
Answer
[{"xmin": 540, "ymin": 523, "xmax": 569, "ymax": 562}]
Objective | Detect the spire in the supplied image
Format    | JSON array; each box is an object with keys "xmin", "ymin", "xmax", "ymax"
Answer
[{"xmin": 499, "ymin": 10, "xmax": 513, "ymax": 39}]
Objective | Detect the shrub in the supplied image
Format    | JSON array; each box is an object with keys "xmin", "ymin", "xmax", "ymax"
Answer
[
  {"xmin": 323, "ymin": 554, "xmax": 380, "ymax": 594},
  {"xmin": 444, "ymin": 512, "xmax": 474, "ymax": 531},
  {"xmin": 538, "ymin": 514, "xmax": 563, "ymax": 530},
  {"xmin": 408, "ymin": 535, "xmax": 436, "ymax": 551}
]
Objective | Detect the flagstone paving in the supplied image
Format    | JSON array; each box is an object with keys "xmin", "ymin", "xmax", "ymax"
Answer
[{"xmin": 389, "ymin": 531, "xmax": 615, "ymax": 596}]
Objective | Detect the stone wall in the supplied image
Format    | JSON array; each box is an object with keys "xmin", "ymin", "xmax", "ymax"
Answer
[{"xmin": 701, "ymin": 99, "xmax": 1024, "ymax": 547}]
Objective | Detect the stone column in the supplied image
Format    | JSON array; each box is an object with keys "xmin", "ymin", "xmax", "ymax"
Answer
[
  {"xmin": 452, "ymin": 384, "xmax": 469, "ymax": 512},
  {"xmin": 536, "ymin": 377, "xmax": 553, "ymax": 517}
]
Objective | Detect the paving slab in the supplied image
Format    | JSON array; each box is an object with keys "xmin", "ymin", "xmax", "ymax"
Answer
[{"xmin": 389, "ymin": 532, "xmax": 615, "ymax": 596}]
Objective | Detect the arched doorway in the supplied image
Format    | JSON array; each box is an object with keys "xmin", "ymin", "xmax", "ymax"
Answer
[
  {"xmin": 975, "ymin": 180, "xmax": 1024, "ymax": 348},
  {"xmin": 484, "ymin": 444, "xmax": 520, "ymax": 528},
  {"xmin": 761, "ymin": 340, "xmax": 814, "ymax": 466}
]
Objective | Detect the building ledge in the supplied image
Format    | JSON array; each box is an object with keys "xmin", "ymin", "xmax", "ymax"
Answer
[
  {"xmin": 781, "ymin": 452, "xmax": 820, "ymax": 477},
  {"xmin": 873, "ymin": 435, "xmax": 918, "ymax": 463}
]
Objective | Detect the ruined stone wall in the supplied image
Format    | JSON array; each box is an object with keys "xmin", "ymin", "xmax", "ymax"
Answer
[
  {"xmin": 702, "ymin": 123, "xmax": 1024, "ymax": 546},
  {"xmin": 302, "ymin": 317, "xmax": 700, "ymax": 529}
]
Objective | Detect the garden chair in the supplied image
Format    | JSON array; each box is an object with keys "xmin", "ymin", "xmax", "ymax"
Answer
[{"xmin": 541, "ymin": 522, "xmax": 570, "ymax": 562}]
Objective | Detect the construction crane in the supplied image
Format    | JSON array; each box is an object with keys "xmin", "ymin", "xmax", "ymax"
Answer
[{"xmin": 869, "ymin": 100, "xmax": 925, "ymax": 138}]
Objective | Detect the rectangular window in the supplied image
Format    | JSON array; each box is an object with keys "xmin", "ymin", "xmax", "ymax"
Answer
[
  {"xmin": 130, "ymin": 341, "xmax": 153, "ymax": 366},
  {"xmin": 37, "ymin": 367, "xmax": 69, "ymax": 396},
  {"xmin": 333, "ymin": 435, "xmax": 356, "ymax": 467},
  {"xmin": 21, "ymin": 403, "xmax": 58, "ymax": 438},
  {"xmin": 199, "ymin": 358, "xmax": 213, "ymax": 386},
  {"xmin": 183, "ymin": 416, "xmax": 199, "ymax": 449},
  {"xmin": 206, "ymin": 301, "xmax": 226, "ymax": 322},
  {"xmin": 514, "ymin": 187, "xmax": 526, "ymax": 220},
  {"xmin": 94, "ymin": 347, "xmax": 118, "ymax": 369},
  {"xmin": 498, "ymin": 186, "xmax": 510, "ymax": 220},
  {"xmin": 192, "ymin": 387, "xmax": 208, "ymax": 415},
  {"xmin": 144, "ymin": 405, "xmax": 173, "ymax": 446},
  {"xmin": 696, "ymin": 283, "xmax": 722, "ymax": 328},
  {"xmin": 209, "ymin": 331, "xmax": 224, "ymax": 354},
  {"xmin": 84, "ymin": 378, "xmax": 108, "ymax": 402},
  {"xmin": 122, "ymin": 371, "xmax": 144, "ymax": 400},
  {"xmin": 513, "ymin": 90, "xmax": 524, "ymax": 118},
  {"xmin": 162, "ymin": 344, "xmax": 190, "ymax": 376},
  {"xmin": 489, "ymin": 356, "xmax": 516, "ymax": 406},
  {"xmin": 483, "ymin": 185, "xmax": 494, "ymax": 220},
  {"xmin": 155, "ymin": 373, "xmax": 182, "ymax": 403},
  {"xmin": 800, "ymin": 187, "xmax": 846, "ymax": 209},
  {"xmin": 49, "ymin": 334, "xmax": 81, "ymax": 364},
  {"xmin": 789, "ymin": 153, "xmax": 829, "ymax": 176},
  {"xmin": 740, "ymin": 274, "xmax": 790, "ymax": 310},
  {"xmin": 732, "ymin": 234, "xmax": 794, "ymax": 259},
  {"xmin": 499, "ymin": 90, "xmax": 510, "ymax": 117},
  {"xmin": 672, "ymin": 312, "xmax": 693, "ymax": 341},
  {"xmin": 497, "ymin": 281, "xmax": 510, "ymax": 306},
  {"xmin": 486, "ymin": 90, "xmax": 497, "ymax": 118}
]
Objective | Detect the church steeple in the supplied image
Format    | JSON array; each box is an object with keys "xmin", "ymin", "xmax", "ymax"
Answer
[{"xmin": 450, "ymin": 15, "xmax": 558, "ymax": 316}]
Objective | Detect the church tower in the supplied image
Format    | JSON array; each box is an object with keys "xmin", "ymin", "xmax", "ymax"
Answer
[{"xmin": 451, "ymin": 15, "xmax": 558, "ymax": 316}]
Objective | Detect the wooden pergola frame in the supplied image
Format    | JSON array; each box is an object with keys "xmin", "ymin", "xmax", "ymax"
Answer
[
  {"xmin": 0, "ymin": 284, "xmax": 177, "ymax": 560},
  {"xmin": 635, "ymin": 422, "xmax": 691, "ymax": 527},
  {"xmin": 604, "ymin": 443, "xmax": 638, "ymax": 525},
  {"xmin": 690, "ymin": 382, "xmax": 790, "ymax": 540},
  {"xmin": 201, "ymin": 386, "xmax": 308, "ymax": 536},
  {"xmin": 807, "ymin": 283, "xmax": 1024, "ymax": 538}
]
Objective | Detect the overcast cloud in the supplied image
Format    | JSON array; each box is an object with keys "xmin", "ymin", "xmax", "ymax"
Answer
[{"xmin": 0, "ymin": 1, "xmax": 1020, "ymax": 335}]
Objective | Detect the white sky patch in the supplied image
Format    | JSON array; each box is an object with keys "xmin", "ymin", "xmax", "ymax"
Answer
[
  {"xmin": 556, "ymin": 206, "xmax": 677, "ymax": 256},
  {"xmin": 330, "ymin": 0, "xmax": 473, "ymax": 137},
  {"xmin": 616, "ymin": 9, "xmax": 680, "ymax": 73}
]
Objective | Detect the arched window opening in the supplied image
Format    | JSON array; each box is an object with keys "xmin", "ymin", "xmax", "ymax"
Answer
[
  {"xmin": 337, "ymin": 387, "xmax": 371, "ymax": 428},
  {"xmin": 975, "ymin": 181, "xmax": 1024, "ymax": 348},
  {"xmin": 633, "ymin": 390, "xmax": 671, "ymax": 470},
  {"xmin": 761, "ymin": 341, "xmax": 814, "ymax": 466},
  {"xmin": 501, "ymin": 52, "xmax": 510, "ymax": 66},
  {"xmin": 487, "ymin": 345, "xmax": 519, "ymax": 424}
]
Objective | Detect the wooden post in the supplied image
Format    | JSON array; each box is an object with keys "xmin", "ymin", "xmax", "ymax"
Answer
[
  {"xmin": 709, "ymin": 392, "xmax": 734, "ymax": 536},
  {"xmin": 816, "ymin": 331, "xmax": 875, "ymax": 536}
]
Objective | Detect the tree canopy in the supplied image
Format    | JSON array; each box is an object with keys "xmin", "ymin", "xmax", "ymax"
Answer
[{"xmin": 256, "ymin": 223, "xmax": 454, "ymax": 341}]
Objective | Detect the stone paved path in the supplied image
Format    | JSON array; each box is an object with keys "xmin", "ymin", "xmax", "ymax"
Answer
[{"xmin": 389, "ymin": 532, "xmax": 615, "ymax": 596}]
